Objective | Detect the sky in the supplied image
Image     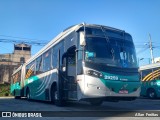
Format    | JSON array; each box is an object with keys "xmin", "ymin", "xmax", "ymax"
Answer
[{"xmin": 0, "ymin": 0, "xmax": 160, "ymax": 66}]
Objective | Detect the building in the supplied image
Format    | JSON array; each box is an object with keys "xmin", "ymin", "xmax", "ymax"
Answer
[{"xmin": 0, "ymin": 43, "xmax": 31, "ymax": 83}]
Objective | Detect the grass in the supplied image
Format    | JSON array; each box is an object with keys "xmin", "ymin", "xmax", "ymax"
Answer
[{"xmin": 0, "ymin": 84, "xmax": 11, "ymax": 97}]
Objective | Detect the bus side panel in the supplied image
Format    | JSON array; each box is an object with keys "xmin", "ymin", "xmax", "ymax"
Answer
[
  {"xmin": 10, "ymin": 82, "xmax": 21, "ymax": 96},
  {"xmin": 10, "ymin": 68, "xmax": 22, "ymax": 97},
  {"xmin": 24, "ymin": 69, "xmax": 58, "ymax": 101},
  {"xmin": 140, "ymin": 81, "xmax": 148, "ymax": 97},
  {"xmin": 141, "ymin": 80, "xmax": 160, "ymax": 98}
]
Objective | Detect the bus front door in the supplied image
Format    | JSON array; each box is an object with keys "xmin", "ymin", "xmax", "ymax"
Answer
[{"xmin": 62, "ymin": 46, "xmax": 77, "ymax": 100}]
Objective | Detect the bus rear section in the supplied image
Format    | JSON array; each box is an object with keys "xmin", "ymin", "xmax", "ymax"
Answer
[
  {"xmin": 10, "ymin": 65, "xmax": 23, "ymax": 99},
  {"xmin": 139, "ymin": 63, "xmax": 160, "ymax": 99}
]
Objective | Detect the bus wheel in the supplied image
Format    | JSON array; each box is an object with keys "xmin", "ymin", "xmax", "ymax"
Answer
[
  {"xmin": 147, "ymin": 89, "xmax": 157, "ymax": 99},
  {"xmin": 51, "ymin": 88, "xmax": 55, "ymax": 104},
  {"xmin": 53, "ymin": 87, "xmax": 65, "ymax": 107},
  {"xmin": 14, "ymin": 90, "xmax": 21, "ymax": 99},
  {"xmin": 26, "ymin": 88, "xmax": 31, "ymax": 100},
  {"xmin": 90, "ymin": 99, "xmax": 103, "ymax": 106},
  {"xmin": 15, "ymin": 96, "xmax": 21, "ymax": 99}
]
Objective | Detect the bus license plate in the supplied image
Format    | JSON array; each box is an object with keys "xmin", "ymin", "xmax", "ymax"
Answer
[{"xmin": 119, "ymin": 90, "xmax": 128, "ymax": 94}]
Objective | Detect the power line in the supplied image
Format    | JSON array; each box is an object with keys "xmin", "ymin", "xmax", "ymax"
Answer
[
  {"xmin": 0, "ymin": 38, "xmax": 48, "ymax": 46},
  {"xmin": 136, "ymin": 47, "xmax": 149, "ymax": 55},
  {"xmin": 0, "ymin": 45, "xmax": 11, "ymax": 51},
  {"xmin": 0, "ymin": 34, "xmax": 47, "ymax": 42},
  {"xmin": 0, "ymin": 34, "xmax": 50, "ymax": 46}
]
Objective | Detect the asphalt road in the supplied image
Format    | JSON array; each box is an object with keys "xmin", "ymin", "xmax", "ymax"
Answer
[{"xmin": 0, "ymin": 97, "xmax": 160, "ymax": 120}]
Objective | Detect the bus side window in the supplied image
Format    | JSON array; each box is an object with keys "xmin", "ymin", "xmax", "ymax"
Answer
[
  {"xmin": 13, "ymin": 70, "xmax": 21, "ymax": 84},
  {"xmin": 153, "ymin": 68, "xmax": 160, "ymax": 80},
  {"xmin": 52, "ymin": 49, "xmax": 58, "ymax": 69},
  {"xmin": 43, "ymin": 50, "xmax": 51, "ymax": 72},
  {"xmin": 25, "ymin": 62, "xmax": 36, "ymax": 79},
  {"xmin": 36, "ymin": 56, "xmax": 43, "ymax": 74},
  {"xmin": 142, "ymin": 69, "xmax": 152, "ymax": 81},
  {"xmin": 13, "ymin": 73, "xmax": 18, "ymax": 83}
]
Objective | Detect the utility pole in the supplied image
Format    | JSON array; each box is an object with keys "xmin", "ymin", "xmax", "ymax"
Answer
[{"xmin": 149, "ymin": 34, "xmax": 154, "ymax": 64}]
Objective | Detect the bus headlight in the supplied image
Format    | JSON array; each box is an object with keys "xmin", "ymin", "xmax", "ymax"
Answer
[{"xmin": 86, "ymin": 70, "xmax": 103, "ymax": 78}]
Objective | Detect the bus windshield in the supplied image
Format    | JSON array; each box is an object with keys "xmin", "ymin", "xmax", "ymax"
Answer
[{"xmin": 85, "ymin": 37, "xmax": 138, "ymax": 68}]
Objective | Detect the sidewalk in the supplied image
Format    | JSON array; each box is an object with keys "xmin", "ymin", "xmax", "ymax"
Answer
[{"xmin": 0, "ymin": 96, "xmax": 14, "ymax": 99}]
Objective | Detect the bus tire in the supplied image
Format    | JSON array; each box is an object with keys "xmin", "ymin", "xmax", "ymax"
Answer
[
  {"xmin": 51, "ymin": 84, "xmax": 56, "ymax": 104},
  {"xmin": 90, "ymin": 99, "xmax": 103, "ymax": 106},
  {"xmin": 147, "ymin": 88, "xmax": 157, "ymax": 99},
  {"xmin": 26, "ymin": 88, "xmax": 31, "ymax": 101},
  {"xmin": 53, "ymin": 86, "xmax": 65, "ymax": 107},
  {"xmin": 15, "ymin": 96, "xmax": 21, "ymax": 99},
  {"xmin": 14, "ymin": 90, "xmax": 21, "ymax": 99}
]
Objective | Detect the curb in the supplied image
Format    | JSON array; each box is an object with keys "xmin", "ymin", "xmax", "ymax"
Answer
[{"xmin": 0, "ymin": 97, "xmax": 14, "ymax": 99}]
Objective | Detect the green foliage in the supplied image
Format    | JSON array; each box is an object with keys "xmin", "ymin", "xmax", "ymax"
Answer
[{"xmin": 0, "ymin": 84, "xmax": 11, "ymax": 97}]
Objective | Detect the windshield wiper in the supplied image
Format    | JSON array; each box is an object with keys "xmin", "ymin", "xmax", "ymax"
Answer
[
  {"xmin": 101, "ymin": 26, "xmax": 116, "ymax": 61},
  {"xmin": 101, "ymin": 26, "xmax": 110, "ymax": 43}
]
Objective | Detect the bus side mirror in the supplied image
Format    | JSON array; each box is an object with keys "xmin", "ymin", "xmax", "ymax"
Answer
[{"xmin": 80, "ymin": 32, "xmax": 86, "ymax": 46}]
